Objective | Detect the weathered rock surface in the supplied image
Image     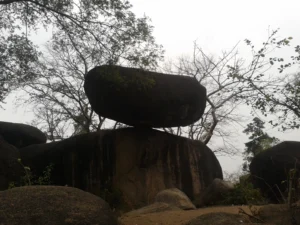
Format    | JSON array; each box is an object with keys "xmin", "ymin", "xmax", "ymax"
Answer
[
  {"xmin": 0, "ymin": 121, "xmax": 46, "ymax": 148},
  {"xmin": 0, "ymin": 136, "xmax": 22, "ymax": 190},
  {"xmin": 120, "ymin": 205, "xmax": 270, "ymax": 225},
  {"xmin": 155, "ymin": 188, "xmax": 196, "ymax": 210},
  {"xmin": 0, "ymin": 186, "xmax": 117, "ymax": 225},
  {"xmin": 124, "ymin": 202, "xmax": 182, "ymax": 216},
  {"xmin": 194, "ymin": 178, "xmax": 234, "ymax": 207},
  {"xmin": 84, "ymin": 65, "xmax": 207, "ymax": 128},
  {"xmin": 250, "ymin": 141, "xmax": 300, "ymax": 202},
  {"xmin": 19, "ymin": 127, "xmax": 222, "ymax": 210},
  {"xmin": 184, "ymin": 212, "xmax": 250, "ymax": 225},
  {"xmin": 258, "ymin": 204, "xmax": 300, "ymax": 225}
]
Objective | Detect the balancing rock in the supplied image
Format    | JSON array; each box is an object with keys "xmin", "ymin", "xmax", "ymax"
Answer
[{"xmin": 84, "ymin": 65, "xmax": 206, "ymax": 128}]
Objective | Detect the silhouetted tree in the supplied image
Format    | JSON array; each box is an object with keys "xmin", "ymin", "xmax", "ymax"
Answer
[
  {"xmin": 164, "ymin": 29, "xmax": 289, "ymax": 155},
  {"xmin": 242, "ymin": 117, "xmax": 279, "ymax": 171},
  {"xmin": 0, "ymin": 0, "xmax": 163, "ymax": 104}
]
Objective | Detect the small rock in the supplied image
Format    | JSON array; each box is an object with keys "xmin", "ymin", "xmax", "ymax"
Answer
[
  {"xmin": 194, "ymin": 178, "xmax": 234, "ymax": 207},
  {"xmin": 155, "ymin": 188, "xmax": 196, "ymax": 210}
]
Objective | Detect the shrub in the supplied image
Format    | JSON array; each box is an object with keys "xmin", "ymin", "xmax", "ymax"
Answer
[
  {"xmin": 219, "ymin": 180, "xmax": 266, "ymax": 205},
  {"xmin": 9, "ymin": 159, "xmax": 54, "ymax": 188}
]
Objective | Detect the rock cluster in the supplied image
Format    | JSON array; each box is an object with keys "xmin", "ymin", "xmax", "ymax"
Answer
[
  {"xmin": 0, "ymin": 122, "xmax": 46, "ymax": 190},
  {"xmin": 19, "ymin": 128, "xmax": 223, "ymax": 209},
  {"xmin": 84, "ymin": 65, "xmax": 207, "ymax": 128},
  {"xmin": 1, "ymin": 65, "xmax": 223, "ymax": 215}
]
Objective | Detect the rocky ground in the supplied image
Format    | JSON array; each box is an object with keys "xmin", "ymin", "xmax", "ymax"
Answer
[{"xmin": 119, "ymin": 205, "xmax": 261, "ymax": 225}]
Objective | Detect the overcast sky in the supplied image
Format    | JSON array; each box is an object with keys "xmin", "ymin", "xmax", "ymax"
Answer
[
  {"xmin": 1, "ymin": 0, "xmax": 300, "ymax": 175},
  {"xmin": 129, "ymin": 0, "xmax": 300, "ymax": 174}
]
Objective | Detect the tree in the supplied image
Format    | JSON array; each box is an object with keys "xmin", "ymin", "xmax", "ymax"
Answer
[
  {"xmin": 17, "ymin": 25, "xmax": 162, "ymax": 140},
  {"xmin": 242, "ymin": 117, "xmax": 279, "ymax": 171},
  {"xmin": 162, "ymin": 29, "xmax": 290, "ymax": 155},
  {"xmin": 1, "ymin": 0, "xmax": 163, "ymax": 138},
  {"xmin": 0, "ymin": 33, "xmax": 40, "ymax": 103},
  {"xmin": 250, "ymin": 70, "xmax": 300, "ymax": 130},
  {"xmin": 0, "ymin": 0, "xmax": 163, "ymax": 104},
  {"xmin": 244, "ymin": 34, "xmax": 300, "ymax": 130}
]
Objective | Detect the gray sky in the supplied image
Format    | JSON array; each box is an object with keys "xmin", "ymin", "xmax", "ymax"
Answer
[
  {"xmin": 1, "ymin": 0, "xmax": 300, "ymax": 175},
  {"xmin": 129, "ymin": 0, "xmax": 300, "ymax": 174},
  {"xmin": 131, "ymin": 0, "xmax": 300, "ymax": 57}
]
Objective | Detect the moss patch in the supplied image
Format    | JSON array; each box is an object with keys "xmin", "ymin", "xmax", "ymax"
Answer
[{"xmin": 97, "ymin": 66, "xmax": 156, "ymax": 91}]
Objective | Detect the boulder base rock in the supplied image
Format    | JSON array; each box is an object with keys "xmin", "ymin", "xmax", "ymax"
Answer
[
  {"xmin": 0, "ymin": 121, "xmax": 46, "ymax": 148},
  {"xmin": 184, "ymin": 212, "xmax": 250, "ymax": 225},
  {"xmin": 250, "ymin": 141, "xmax": 300, "ymax": 202},
  {"xmin": 194, "ymin": 178, "xmax": 234, "ymax": 207},
  {"xmin": 20, "ymin": 127, "xmax": 222, "ymax": 210},
  {"xmin": 124, "ymin": 202, "xmax": 182, "ymax": 216},
  {"xmin": 155, "ymin": 188, "xmax": 196, "ymax": 210},
  {"xmin": 258, "ymin": 204, "xmax": 300, "ymax": 225},
  {"xmin": 0, "ymin": 136, "xmax": 22, "ymax": 190},
  {"xmin": 0, "ymin": 186, "xmax": 118, "ymax": 225},
  {"xmin": 84, "ymin": 65, "xmax": 206, "ymax": 128}
]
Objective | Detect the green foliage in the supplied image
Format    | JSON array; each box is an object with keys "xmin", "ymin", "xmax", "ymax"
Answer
[
  {"xmin": 280, "ymin": 167, "xmax": 300, "ymax": 206},
  {"xmin": 245, "ymin": 30, "xmax": 300, "ymax": 130},
  {"xmin": 99, "ymin": 66, "xmax": 156, "ymax": 92},
  {"xmin": 98, "ymin": 178, "xmax": 123, "ymax": 209},
  {"xmin": 0, "ymin": 0, "xmax": 164, "ymax": 69},
  {"xmin": 242, "ymin": 117, "xmax": 279, "ymax": 171},
  {"xmin": 0, "ymin": 34, "xmax": 40, "ymax": 102},
  {"xmin": 165, "ymin": 28, "xmax": 297, "ymax": 150},
  {"xmin": 0, "ymin": 0, "xmax": 163, "ymax": 115},
  {"xmin": 99, "ymin": 187, "xmax": 123, "ymax": 209},
  {"xmin": 9, "ymin": 159, "xmax": 54, "ymax": 188},
  {"xmin": 219, "ymin": 180, "xmax": 266, "ymax": 205},
  {"xmin": 3, "ymin": 0, "xmax": 163, "ymax": 137},
  {"xmin": 35, "ymin": 163, "xmax": 54, "ymax": 185}
]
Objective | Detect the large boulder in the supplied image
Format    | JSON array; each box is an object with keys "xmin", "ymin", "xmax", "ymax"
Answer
[
  {"xmin": 193, "ymin": 178, "xmax": 234, "ymax": 207},
  {"xmin": 155, "ymin": 188, "xmax": 196, "ymax": 210},
  {"xmin": 0, "ymin": 121, "xmax": 46, "ymax": 148},
  {"xmin": 0, "ymin": 136, "xmax": 23, "ymax": 190},
  {"xmin": 84, "ymin": 65, "xmax": 206, "ymax": 128},
  {"xmin": 19, "ymin": 127, "xmax": 222, "ymax": 210},
  {"xmin": 250, "ymin": 141, "xmax": 300, "ymax": 202},
  {"xmin": 0, "ymin": 186, "xmax": 118, "ymax": 225}
]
